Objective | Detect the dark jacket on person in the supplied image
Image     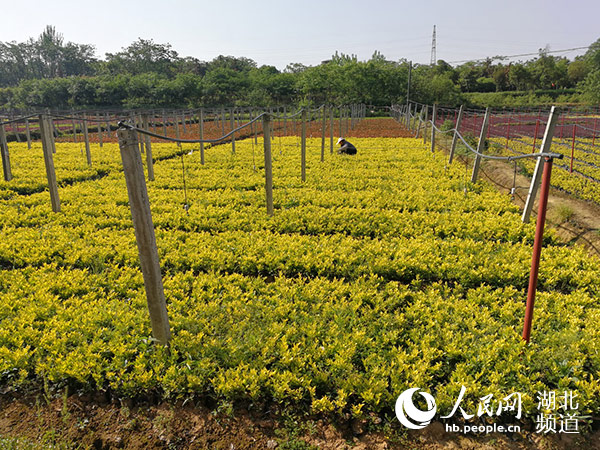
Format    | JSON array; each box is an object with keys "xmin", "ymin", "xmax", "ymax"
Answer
[{"xmin": 338, "ymin": 140, "xmax": 357, "ymax": 155}]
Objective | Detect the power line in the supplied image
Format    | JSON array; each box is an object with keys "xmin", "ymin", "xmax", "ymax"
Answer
[{"xmin": 447, "ymin": 46, "xmax": 590, "ymax": 65}]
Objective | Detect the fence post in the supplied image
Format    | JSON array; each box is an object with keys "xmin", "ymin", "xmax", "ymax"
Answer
[
  {"xmin": 48, "ymin": 116, "xmax": 57, "ymax": 154},
  {"xmin": 117, "ymin": 127, "xmax": 171, "ymax": 345},
  {"xmin": 329, "ymin": 106, "xmax": 334, "ymax": 154},
  {"xmin": 39, "ymin": 115, "xmax": 60, "ymax": 212},
  {"xmin": 98, "ymin": 116, "xmax": 103, "ymax": 148},
  {"xmin": 175, "ymin": 114, "xmax": 181, "ymax": 148},
  {"xmin": 83, "ymin": 113, "xmax": 92, "ymax": 166},
  {"xmin": 199, "ymin": 108, "xmax": 205, "ymax": 165},
  {"xmin": 25, "ymin": 119, "xmax": 32, "ymax": 149},
  {"xmin": 142, "ymin": 114, "xmax": 154, "ymax": 181},
  {"xmin": 0, "ymin": 125, "xmax": 12, "ymax": 181},
  {"xmin": 430, "ymin": 104, "xmax": 437, "ymax": 152},
  {"xmin": 423, "ymin": 105, "xmax": 429, "ymax": 144},
  {"xmin": 230, "ymin": 108, "xmax": 236, "ymax": 154},
  {"xmin": 522, "ymin": 106, "xmax": 559, "ymax": 223},
  {"xmin": 570, "ymin": 124, "xmax": 576, "ymax": 173},
  {"xmin": 71, "ymin": 111, "xmax": 78, "ymax": 144},
  {"xmin": 301, "ymin": 109, "xmax": 307, "ymax": 182},
  {"xmin": 262, "ymin": 114, "xmax": 274, "ymax": 216},
  {"xmin": 448, "ymin": 105, "xmax": 464, "ymax": 164},
  {"xmin": 522, "ymin": 155, "xmax": 557, "ymax": 343},
  {"xmin": 321, "ymin": 106, "xmax": 326, "ymax": 162},
  {"xmin": 415, "ymin": 105, "xmax": 424, "ymax": 138},
  {"xmin": 470, "ymin": 107, "xmax": 491, "ymax": 183}
]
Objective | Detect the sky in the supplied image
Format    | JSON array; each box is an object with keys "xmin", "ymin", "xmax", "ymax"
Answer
[{"xmin": 1, "ymin": 0, "xmax": 599, "ymax": 69}]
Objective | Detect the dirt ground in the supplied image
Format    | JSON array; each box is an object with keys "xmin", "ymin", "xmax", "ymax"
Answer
[{"xmin": 1, "ymin": 393, "xmax": 599, "ymax": 450}]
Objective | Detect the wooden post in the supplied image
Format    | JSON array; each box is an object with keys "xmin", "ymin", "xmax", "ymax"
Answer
[
  {"xmin": 301, "ymin": 109, "xmax": 307, "ymax": 182},
  {"xmin": 262, "ymin": 114, "xmax": 274, "ymax": 216},
  {"xmin": 423, "ymin": 106, "xmax": 429, "ymax": 144},
  {"xmin": 83, "ymin": 113, "xmax": 92, "ymax": 166},
  {"xmin": 221, "ymin": 108, "xmax": 226, "ymax": 136},
  {"xmin": 142, "ymin": 114, "xmax": 154, "ymax": 181},
  {"xmin": 415, "ymin": 105, "xmax": 424, "ymax": 138},
  {"xmin": 117, "ymin": 128, "xmax": 171, "ymax": 345},
  {"xmin": 25, "ymin": 119, "xmax": 32, "ymax": 149},
  {"xmin": 321, "ymin": 106, "xmax": 326, "ymax": 162},
  {"xmin": 71, "ymin": 112, "xmax": 78, "ymax": 144},
  {"xmin": 448, "ymin": 105, "xmax": 464, "ymax": 164},
  {"xmin": 522, "ymin": 106, "xmax": 560, "ymax": 223},
  {"xmin": 98, "ymin": 116, "xmax": 103, "ymax": 148},
  {"xmin": 162, "ymin": 110, "xmax": 167, "ymax": 137},
  {"xmin": 199, "ymin": 108, "xmax": 205, "ymax": 165},
  {"xmin": 230, "ymin": 108, "xmax": 236, "ymax": 154},
  {"xmin": 430, "ymin": 104, "xmax": 437, "ymax": 152},
  {"xmin": 175, "ymin": 114, "xmax": 181, "ymax": 148},
  {"xmin": 0, "ymin": 125, "xmax": 12, "ymax": 181},
  {"xmin": 329, "ymin": 106, "xmax": 334, "ymax": 154},
  {"xmin": 38, "ymin": 115, "xmax": 60, "ymax": 212},
  {"xmin": 47, "ymin": 117, "xmax": 57, "ymax": 154},
  {"xmin": 470, "ymin": 107, "xmax": 491, "ymax": 183}
]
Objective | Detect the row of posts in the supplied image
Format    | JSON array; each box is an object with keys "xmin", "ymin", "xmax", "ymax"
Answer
[
  {"xmin": 0, "ymin": 106, "xmax": 364, "ymax": 345},
  {"xmin": 114, "ymin": 106, "xmax": 365, "ymax": 345},
  {"xmin": 394, "ymin": 102, "xmax": 562, "ymax": 344}
]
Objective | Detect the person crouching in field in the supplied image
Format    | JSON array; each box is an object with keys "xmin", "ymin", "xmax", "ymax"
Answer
[{"xmin": 337, "ymin": 138, "xmax": 357, "ymax": 155}]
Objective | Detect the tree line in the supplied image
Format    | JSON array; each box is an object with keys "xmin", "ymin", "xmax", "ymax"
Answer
[{"xmin": 1, "ymin": 26, "xmax": 599, "ymax": 110}]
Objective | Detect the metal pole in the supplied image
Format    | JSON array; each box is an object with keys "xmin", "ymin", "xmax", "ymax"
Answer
[
  {"xmin": 522, "ymin": 156, "xmax": 555, "ymax": 343},
  {"xmin": 522, "ymin": 107, "xmax": 559, "ymax": 223}
]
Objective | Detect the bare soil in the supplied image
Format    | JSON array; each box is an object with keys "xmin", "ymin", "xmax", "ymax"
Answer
[{"xmin": 1, "ymin": 393, "xmax": 599, "ymax": 450}]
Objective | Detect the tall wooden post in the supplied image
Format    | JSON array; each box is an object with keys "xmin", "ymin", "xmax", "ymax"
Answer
[
  {"xmin": 39, "ymin": 115, "xmax": 60, "ymax": 212},
  {"xmin": 25, "ymin": 119, "xmax": 32, "ymax": 149},
  {"xmin": 175, "ymin": 114, "xmax": 181, "ymax": 148},
  {"xmin": 98, "ymin": 116, "xmax": 103, "ymax": 148},
  {"xmin": 0, "ymin": 125, "xmax": 12, "ymax": 181},
  {"xmin": 263, "ymin": 114, "xmax": 274, "ymax": 216},
  {"xmin": 301, "ymin": 109, "xmax": 307, "ymax": 182},
  {"xmin": 71, "ymin": 112, "xmax": 78, "ymax": 144},
  {"xmin": 329, "ymin": 107, "xmax": 334, "ymax": 154},
  {"xmin": 230, "ymin": 108, "xmax": 236, "ymax": 154},
  {"xmin": 522, "ymin": 107, "xmax": 560, "ymax": 223},
  {"xmin": 142, "ymin": 114, "xmax": 154, "ymax": 181},
  {"xmin": 83, "ymin": 113, "xmax": 92, "ymax": 166},
  {"xmin": 321, "ymin": 106, "xmax": 326, "ymax": 162},
  {"xmin": 470, "ymin": 108, "xmax": 491, "ymax": 183},
  {"xmin": 199, "ymin": 108, "xmax": 205, "ymax": 165},
  {"xmin": 430, "ymin": 104, "xmax": 437, "ymax": 152},
  {"xmin": 117, "ymin": 128, "xmax": 171, "ymax": 345},
  {"xmin": 448, "ymin": 105, "xmax": 464, "ymax": 164}
]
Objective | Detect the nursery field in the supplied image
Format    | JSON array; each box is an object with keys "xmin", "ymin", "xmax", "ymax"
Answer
[{"xmin": 0, "ymin": 129, "xmax": 599, "ymax": 447}]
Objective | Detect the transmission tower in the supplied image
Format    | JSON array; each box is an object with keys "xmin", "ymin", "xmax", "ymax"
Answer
[{"xmin": 430, "ymin": 25, "xmax": 437, "ymax": 66}]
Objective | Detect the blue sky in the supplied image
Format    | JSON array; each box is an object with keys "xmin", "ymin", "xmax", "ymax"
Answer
[{"xmin": 2, "ymin": 0, "xmax": 598, "ymax": 69}]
